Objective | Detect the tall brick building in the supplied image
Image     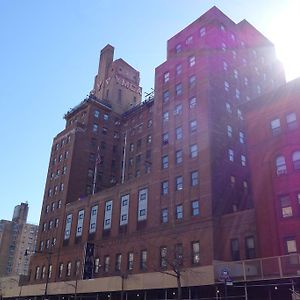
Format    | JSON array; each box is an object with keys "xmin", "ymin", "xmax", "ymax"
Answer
[{"xmin": 13, "ymin": 6, "xmax": 300, "ymax": 300}]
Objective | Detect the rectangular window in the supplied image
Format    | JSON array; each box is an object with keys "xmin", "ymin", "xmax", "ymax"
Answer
[
  {"xmin": 231, "ymin": 239, "xmax": 240, "ymax": 261},
  {"xmin": 280, "ymin": 195, "xmax": 293, "ymax": 218},
  {"xmin": 76, "ymin": 210, "xmax": 84, "ymax": 237},
  {"xmin": 175, "ymin": 150, "xmax": 183, "ymax": 164},
  {"xmin": 271, "ymin": 118, "xmax": 281, "ymax": 135},
  {"xmin": 128, "ymin": 252, "xmax": 134, "ymax": 270},
  {"xmin": 245, "ymin": 236, "xmax": 256, "ymax": 259},
  {"xmin": 92, "ymin": 124, "xmax": 98, "ymax": 132},
  {"xmin": 160, "ymin": 247, "xmax": 167, "ymax": 268},
  {"xmin": 163, "ymin": 72, "xmax": 170, "ymax": 83},
  {"xmin": 192, "ymin": 241, "xmax": 200, "ymax": 264},
  {"xmin": 94, "ymin": 110, "xmax": 100, "ymax": 118},
  {"xmin": 174, "ymin": 104, "xmax": 183, "ymax": 115},
  {"xmin": 190, "ymin": 120, "xmax": 197, "ymax": 132},
  {"xmin": 189, "ymin": 75, "xmax": 196, "ymax": 89},
  {"xmin": 286, "ymin": 238, "xmax": 297, "ymax": 253},
  {"xmin": 104, "ymin": 256, "xmax": 110, "ymax": 272},
  {"xmin": 94, "ymin": 257, "xmax": 100, "ymax": 273},
  {"xmin": 161, "ymin": 181, "xmax": 169, "ymax": 195},
  {"xmin": 140, "ymin": 250, "xmax": 147, "ymax": 270},
  {"xmin": 191, "ymin": 200, "xmax": 200, "ymax": 216},
  {"xmin": 115, "ymin": 254, "xmax": 122, "ymax": 271},
  {"xmin": 64, "ymin": 214, "xmax": 72, "ymax": 240},
  {"xmin": 241, "ymin": 155, "xmax": 246, "ymax": 166},
  {"xmin": 138, "ymin": 188, "xmax": 148, "ymax": 221},
  {"xmin": 120, "ymin": 194, "xmax": 130, "ymax": 226},
  {"xmin": 226, "ymin": 102, "xmax": 232, "ymax": 113},
  {"xmin": 199, "ymin": 27, "xmax": 206, "ymax": 37},
  {"xmin": 175, "ymin": 83, "xmax": 182, "ymax": 96},
  {"xmin": 191, "ymin": 171, "xmax": 199, "ymax": 186},
  {"xmin": 189, "ymin": 55, "xmax": 196, "ymax": 67},
  {"xmin": 224, "ymin": 81, "xmax": 229, "ymax": 91},
  {"xmin": 161, "ymin": 155, "xmax": 169, "ymax": 169},
  {"xmin": 162, "ymin": 132, "xmax": 169, "ymax": 145},
  {"xmin": 176, "ymin": 64, "xmax": 182, "ymax": 75},
  {"xmin": 161, "ymin": 208, "xmax": 168, "ymax": 223},
  {"xmin": 175, "ymin": 127, "xmax": 183, "ymax": 140},
  {"xmin": 103, "ymin": 200, "xmax": 113, "ymax": 230},
  {"xmin": 163, "ymin": 90, "xmax": 170, "ymax": 103},
  {"xmin": 176, "ymin": 176, "xmax": 183, "ymax": 191},
  {"xmin": 227, "ymin": 125, "xmax": 232, "ymax": 137},
  {"xmin": 189, "ymin": 97, "xmax": 196, "ymax": 108},
  {"xmin": 239, "ymin": 131, "xmax": 245, "ymax": 144},
  {"xmin": 163, "ymin": 111, "xmax": 169, "ymax": 122},
  {"xmin": 176, "ymin": 204, "xmax": 183, "ymax": 220},
  {"xmin": 190, "ymin": 144, "xmax": 198, "ymax": 158},
  {"xmin": 228, "ymin": 149, "xmax": 234, "ymax": 162},
  {"xmin": 286, "ymin": 112, "xmax": 297, "ymax": 130}
]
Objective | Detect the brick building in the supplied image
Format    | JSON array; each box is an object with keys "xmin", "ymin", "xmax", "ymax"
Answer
[{"xmin": 12, "ymin": 6, "xmax": 300, "ymax": 300}]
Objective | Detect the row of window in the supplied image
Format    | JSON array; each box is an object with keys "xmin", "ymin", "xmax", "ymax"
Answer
[
  {"xmin": 161, "ymin": 171, "xmax": 199, "ymax": 195},
  {"xmin": 45, "ymin": 200, "xmax": 62, "ymax": 214},
  {"xmin": 52, "ymin": 151, "xmax": 69, "ymax": 166},
  {"xmin": 275, "ymin": 151, "xmax": 300, "ymax": 175},
  {"xmin": 271, "ymin": 112, "xmax": 298, "ymax": 136},
  {"xmin": 47, "ymin": 183, "xmax": 64, "ymax": 197},
  {"xmin": 227, "ymin": 126, "xmax": 245, "ymax": 143},
  {"xmin": 39, "ymin": 237, "xmax": 57, "ymax": 252},
  {"xmin": 231, "ymin": 236, "xmax": 256, "ymax": 261},
  {"xmin": 54, "ymin": 135, "xmax": 71, "ymax": 151},
  {"xmin": 50, "ymin": 166, "xmax": 67, "ymax": 180},
  {"xmin": 64, "ymin": 189, "xmax": 148, "ymax": 240},
  {"xmin": 228, "ymin": 149, "xmax": 247, "ymax": 166},
  {"xmin": 161, "ymin": 200, "xmax": 200, "ymax": 223},
  {"xmin": 42, "ymin": 218, "xmax": 59, "ymax": 232}
]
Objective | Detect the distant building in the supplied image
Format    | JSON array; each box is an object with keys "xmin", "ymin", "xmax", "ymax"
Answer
[{"xmin": 0, "ymin": 203, "xmax": 38, "ymax": 277}]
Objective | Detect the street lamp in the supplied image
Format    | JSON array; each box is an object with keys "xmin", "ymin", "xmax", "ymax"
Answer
[{"xmin": 25, "ymin": 249, "xmax": 52, "ymax": 300}]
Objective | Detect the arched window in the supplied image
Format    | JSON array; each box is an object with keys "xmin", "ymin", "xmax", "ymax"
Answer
[
  {"xmin": 292, "ymin": 151, "xmax": 300, "ymax": 170},
  {"xmin": 276, "ymin": 156, "xmax": 287, "ymax": 175}
]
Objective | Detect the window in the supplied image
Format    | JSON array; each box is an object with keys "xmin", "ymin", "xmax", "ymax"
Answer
[
  {"xmin": 140, "ymin": 250, "xmax": 147, "ymax": 270},
  {"xmin": 228, "ymin": 149, "xmax": 234, "ymax": 162},
  {"xmin": 103, "ymin": 114, "xmax": 109, "ymax": 121},
  {"xmin": 191, "ymin": 171, "xmax": 199, "ymax": 186},
  {"xmin": 271, "ymin": 118, "xmax": 281, "ymax": 135},
  {"xmin": 48, "ymin": 265, "xmax": 52, "ymax": 279},
  {"xmin": 128, "ymin": 252, "xmax": 134, "ymax": 271},
  {"xmin": 190, "ymin": 144, "xmax": 198, "ymax": 158},
  {"xmin": 66, "ymin": 262, "xmax": 72, "ymax": 277},
  {"xmin": 160, "ymin": 247, "xmax": 167, "ymax": 268},
  {"xmin": 163, "ymin": 111, "xmax": 169, "ymax": 122},
  {"xmin": 76, "ymin": 210, "xmax": 84, "ymax": 237},
  {"xmin": 199, "ymin": 27, "xmax": 206, "ymax": 37},
  {"xmin": 94, "ymin": 110, "xmax": 100, "ymax": 118},
  {"xmin": 236, "ymin": 89, "xmax": 240, "ymax": 99},
  {"xmin": 138, "ymin": 188, "xmax": 148, "ymax": 221},
  {"xmin": 163, "ymin": 90, "xmax": 170, "ymax": 103},
  {"xmin": 120, "ymin": 194, "xmax": 129, "ymax": 226},
  {"xmin": 115, "ymin": 254, "xmax": 122, "ymax": 271},
  {"xmin": 147, "ymin": 134, "xmax": 152, "ymax": 144},
  {"xmin": 175, "ymin": 43, "xmax": 182, "ymax": 54},
  {"xmin": 186, "ymin": 35, "xmax": 193, "ymax": 45},
  {"xmin": 94, "ymin": 257, "xmax": 100, "ymax": 273},
  {"xmin": 190, "ymin": 120, "xmax": 197, "ymax": 132},
  {"xmin": 175, "ymin": 127, "xmax": 183, "ymax": 140},
  {"xmin": 231, "ymin": 239, "xmax": 240, "ymax": 261},
  {"xmin": 161, "ymin": 208, "xmax": 168, "ymax": 223},
  {"xmin": 163, "ymin": 72, "xmax": 170, "ymax": 83},
  {"xmin": 189, "ymin": 55, "xmax": 196, "ymax": 67},
  {"xmin": 224, "ymin": 81, "xmax": 229, "ymax": 91},
  {"xmin": 161, "ymin": 181, "xmax": 169, "ymax": 195},
  {"xmin": 104, "ymin": 256, "xmax": 110, "ymax": 272},
  {"xmin": 175, "ymin": 83, "xmax": 182, "ymax": 96},
  {"xmin": 232, "ymin": 50, "xmax": 237, "ymax": 59},
  {"xmin": 223, "ymin": 61, "xmax": 228, "ymax": 71},
  {"xmin": 239, "ymin": 131, "xmax": 245, "ymax": 144},
  {"xmin": 35, "ymin": 266, "xmax": 40, "ymax": 280},
  {"xmin": 147, "ymin": 119, "xmax": 152, "ymax": 128},
  {"xmin": 226, "ymin": 102, "xmax": 232, "ymax": 113},
  {"xmin": 286, "ymin": 238, "xmax": 297, "ymax": 254},
  {"xmin": 257, "ymin": 85, "xmax": 261, "ymax": 95},
  {"xmin": 245, "ymin": 236, "xmax": 256, "ymax": 259},
  {"xmin": 292, "ymin": 151, "xmax": 300, "ymax": 170},
  {"xmin": 89, "ymin": 205, "xmax": 98, "ymax": 234},
  {"xmin": 286, "ymin": 112, "xmax": 297, "ymax": 130},
  {"xmin": 192, "ymin": 241, "xmax": 200, "ymax": 264},
  {"xmin": 176, "ymin": 64, "xmax": 182, "ymax": 75},
  {"xmin": 175, "ymin": 243, "xmax": 183, "ymax": 265},
  {"xmin": 175, "ymin": 150, "xmax": 183, "ymax": 164},
  {"xmin": 93, "ymin": 124, "xmax": 98, "ymax": 132},
  {"xmin": 221, "ymin": 42, "xmax": 227, "ymax": 51},
  {"xmin": 176, "ymin": 176, "xmax": 183, "ymax": 191},
  {"xmin": 176, "ymin": 204, "xmax": 183, "ymax": 219},
  {"xmin": 189, "ymin": 75, "xmax": 196, "ymax": 89},
  {"xmin": 233, "ymin": 69, "xmax": 238, "ymax": 79},
  {"xmin": 191, "ymin": 200, "xmax": 200, "ymax": 216},
  {"xmin": 241, "ymin": 155, "xmax": 246, "ymax": 166},
  {"xmin": 189, "ymin": 97, "xmax": 196, "ymax": 108},
  {"xmin": 102, "ymin": 127, "xmax": 108, "ymax": 135},
  {"xmin": 276, "ymin": 155, "xmax": 287, "ymax": 175},
  {"xmin": 64, "ymin": 214, "xmax": 72, "ymax": 240},
  {"xmin": 41, "ymin": 266, "xmax": 46, "ymax": 279},
  {"xmin": 280, "ymin": 195, "xmax": 293, "ymax": 218},
  {"xmin": 103, "ymin": 200, "xmax": 113, "ymax": 230},
  {"xmin": 227, "ymin": 125, "xmax": 232, "ymax": 137},
  {"xmin": 174, "ymin": 104, "xmax": 183, "ymax": 115},
  {"xmin": 162, "ymin": 155, "xmax": 169, "ymax": 169},
  {"xmin": 58, "ymin": 263, "xmax": 64, "ymax": 278},
  {"xmin": 237, "ymin": 109, "xmax": 243, "ymax": 120},
  {"xmin": 162, "ymin": 132, "xmax": 169, "ymax": 145}
]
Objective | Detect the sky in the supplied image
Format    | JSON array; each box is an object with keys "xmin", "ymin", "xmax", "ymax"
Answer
[{"xmin": 0, "ymin": 0, "xmax": 299, "ymax": 225}]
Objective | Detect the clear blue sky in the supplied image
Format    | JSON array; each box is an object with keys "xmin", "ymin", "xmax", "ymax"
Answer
[{"xmin": 0, "ymin": 0, "xmax": 299, "ymax": 225}]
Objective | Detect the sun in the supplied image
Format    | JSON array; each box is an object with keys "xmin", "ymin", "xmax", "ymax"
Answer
[{"xmin": 269, "ymin": 0, "xmax": 300, "ymax": 81}]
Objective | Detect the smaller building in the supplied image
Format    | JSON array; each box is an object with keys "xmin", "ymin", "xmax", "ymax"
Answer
[
  {"xmin": 245, "ymin": 77, "xmax": 300, "ymax": 258},
  {"xmin": 0, "ymin": 202, "xmax": 38, "ymax": 277}
]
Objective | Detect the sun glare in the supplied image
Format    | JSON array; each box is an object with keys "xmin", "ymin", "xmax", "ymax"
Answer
[{"xmin": 270, "ymin": 0, "xmax": 300, "ymax": 81}]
